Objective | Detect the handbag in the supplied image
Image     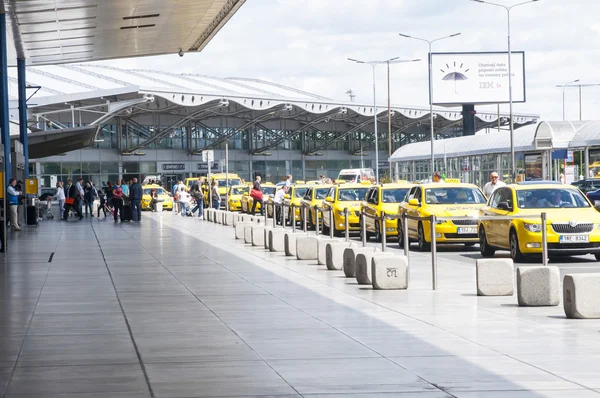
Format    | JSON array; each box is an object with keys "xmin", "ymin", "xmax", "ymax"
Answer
[
  {"xmin": 65, "ymin": 197, "xmax": 75, "ymax": 205},
  {"xmin": 250, "ymin": 189, "xmax": 263, "ymax": 201}
]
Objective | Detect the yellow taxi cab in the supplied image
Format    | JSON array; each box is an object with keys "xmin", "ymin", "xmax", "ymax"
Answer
[
  {"xmin": 322, "ymin": 183, "xmax": 371, "ymax": 236},
  {"xmin": 478, "ymin": 182, "xmax": 600, "ymax": 262},
  {"xmin": 398, "ymin": 183, "xmax": 487, "ymax": 250},
  {"xmin": 361, "ymin": 183, "xmax": 413, "ymax": 241},
  {"xmin": 141, "ymin": 184, "xmax": 173, "ymax": 211},
  {"xmin": 300, "ymin": 184, "xmax": 332, "ymax": 229},
  {"xmin": 241, "ymin": 182, "xmax": 276, "ymax": 213},
  {"xmin": 227, "ymin": 185, "xmax": 249, "ymax": 212},
  {"xmin": 282, "ymin": 184, "xmax": 311, "ymax": 224}
]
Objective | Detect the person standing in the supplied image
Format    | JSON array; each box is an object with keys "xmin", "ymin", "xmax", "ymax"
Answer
[
  {"xmin": 83, "ymin": 181, "xmax": 96, "ymax": 217},
  {"xmin": 112, "ymin": 180, "xmax": 124, "ymax": 222},
  {"xmin": 190, "ymin": 177, "xmax": 204, "ymax": 218},
  {"xmin": 64, "ymin": 179, "xmax": 83, "ymax": 220},
  {"xmin": 76, "ymin": 178, "xmax": 85, "ymax": 217},
  {"xmin": 63, "ymin": 179, "xmax": 73, "ymax": 219},
  {"xmin": 7, "ymin": 178, "xmax": 22, "ymax": 231},
  {"xmin": 56, "ymin": 181, "xmax": 65, "ymax": 219},
  {"xmin": 482, "ymin": 171, "xmax": 506, "ymax": 198},
  {"xmin": 178, "ymin": 186, "xmax": 191, "ymax": 217},
  {"xmin": 121, "ymin": 179, "xmax": 129, "ymax": 199},
  {"xmin": 172, "ymin": 180, "xmax": 180, "ymax": 214},
  {"xmin": 98, "ymin": 187, "xmax": 108, "ymax": 218},
  {"xmin": 285, "ymin": 174, "xmax": 293, "ymax": 187},
  {"xmin": 105, "ymin": 181, "xmax": 114, "ymax": 209},
  {"xmin": 129, "ymin": 178, "xmax": 143, "ymax": 222},
  {"xmin": 432, "ymin": 172, "xmax": 445, "ymax": 183},
  {"xmin": 211, "ymin": 180, "xmax": 221, "ymax": 210},
  {"xmin": 273, "ymin": 185, "xmax": 287, "ymax": 225},
  {"xmin": 250, "ymin": 175, "xmax": 263, "ymax": 215}
]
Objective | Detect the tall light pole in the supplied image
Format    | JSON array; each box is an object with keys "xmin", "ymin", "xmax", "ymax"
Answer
[
  {"xmin": 348, "ymin": 57, "xmax": 420, "ymax": 183},
  {"xmin": 471, "ymin": 0, "xmax": 540, "ymax": 182},
  {"xmin": 557, "ymin": 79, "xmax": 579, "ymax": 121},
  {"xmin": 558, "ymin": 83, "xmax": 600, "ymax": 120},
  {"xmin": 399, "ymin": 32, "xmax": 461, "ymax": 177}
]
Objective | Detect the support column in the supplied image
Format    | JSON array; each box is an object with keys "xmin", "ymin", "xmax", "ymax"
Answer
[
  {"xmin": 0, "ymin": 14, "xmax": 11, "ymax": 179},
  {"xmin": 17, "ymin": 59, "xmax": 29, "ymax": 178},
  {"xmin": 585, "ymin": 147, "xmax": 590, "ymax": 178},
  {"xmin": 462, "ymin": 104, "xmax": 476, "ymax": 136}
]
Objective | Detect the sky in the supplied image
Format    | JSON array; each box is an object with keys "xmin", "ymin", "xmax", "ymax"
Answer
[{"xmin": 101, "ymin": 0, "xmax": 600, "ymax": 122}]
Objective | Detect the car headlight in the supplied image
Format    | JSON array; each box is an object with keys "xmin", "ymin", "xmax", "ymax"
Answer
[
  {"xmin": 524, "ymin": 223, "xmax": 542, "ymax": 233},
  {"xmin": 435, "ymin": 220, "xmax": 445, "ymax": 225},
  {"xmin": 337, "ymin": 211, "xmax": 346, "ymax": 217}
]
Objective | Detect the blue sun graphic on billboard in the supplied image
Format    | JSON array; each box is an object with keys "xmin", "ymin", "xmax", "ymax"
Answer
[{"xmin": 440, "ymin": 62, "xmax": 469, "ymax": 81}]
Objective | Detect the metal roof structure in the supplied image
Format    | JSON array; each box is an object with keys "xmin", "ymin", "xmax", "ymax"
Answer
[
  {"xmin": 2, "ymin": 0, "xmax": 245, "ymax": 66},
  {"xmin": 389, "ymin": 124, "xmax": 539, "ymax": 162},
  {"xmin": 533, "ymin": 121, "xmax": 589, "ymax": 150},
  {"xmin": 23, "ymin": 64, "xmax": 540, "ymax": 157}
]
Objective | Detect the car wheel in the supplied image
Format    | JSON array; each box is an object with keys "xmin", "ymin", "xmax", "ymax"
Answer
[
  {"xmin": 398, "ymin": 220, "xmax": 405, "ymax": 248},
  {"xmin": 595, "ymin": 254, "xmax": 600, "ymax": 261},
  {"xmin": 417, "ymin": 222, "xmax": 430, "ymax": 251},
  {"xmin": 479, "ymin": 227, "xmax": 495, "ymax": 257},
  {"xmin": 510, "ymin": 229, "xmax": 524, "ymax": 262}
]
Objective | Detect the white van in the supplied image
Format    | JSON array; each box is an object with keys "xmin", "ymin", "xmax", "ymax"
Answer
[{"xmin": 336, "ymin": 168, "xmax": 375, "ymax": 183}]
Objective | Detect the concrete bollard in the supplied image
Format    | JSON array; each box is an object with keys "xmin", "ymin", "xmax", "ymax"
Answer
[
  {"xmin": 517, "ymin": 266, "xmax": 560, "ymax": 307},
  {"xmin": 215, "ymin": 210, "xmax": 222, "ymax": 224},
  {"xmin": 372, "ymin": 255, "xmax": 409, "ymax": 290},
  {"xmin": 317, "ymin": 238, "xmax": 341, "ymax": 265},
  {"xmin": 235, "ymin": 222, "xmax": 250, "ymax": 240},
  {"xmin": 269, "ymin": 229, "xmax": 286, "ymax": 252},
  {"xmin": 203, "ymin": 209, "xmax": 208, "ymax": 220},
  {"xmin": 296, "ymin": 236, "xmax": 320, "ymax": 260},
  {"xmin": 224, "ymin": 212, "xmax": 235, "ymax": 226},
  {"xmin": 244, "ymin": 224, "xmax": 254, "ymax": 244},
  {"xmin": 284, "ymin": 231, "xmax": 307, "ymax": 257},
  {"xmin": 263, "ymin": 226, "xmax": 277, "ymax": 250},
  {"xmin": 356, "ymin": 252, "xmax": 393, "ymax": 285},
  {"xmin": 252, "ymin": 225, "xmax": 267, "ymax": 247},
  {"xmin": 325, "ymin": 242, "xmax": 356, "ymax": 271},
  {"xmin": 343, "ymin": 246, "xmax": 378, "ymax": 277},
  {"xmin": 476, "ymin": 259, "xmax": 514, "ymax": 296},
  {"xmin": 563, "ymin": 274, "xmax": 600, "ymax": 319}
]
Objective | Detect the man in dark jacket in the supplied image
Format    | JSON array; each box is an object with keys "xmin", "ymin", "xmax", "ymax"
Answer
[{"xmin": 129, "ymin": 178, "xmax": 143, "ymax": 222}]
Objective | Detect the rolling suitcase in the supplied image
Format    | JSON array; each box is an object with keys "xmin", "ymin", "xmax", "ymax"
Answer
[
  {"xmin": 121, "ymin": 204, "xmax": 133, "ymax": 222},
  {"xmin": 26, "ymin": 205, "xmax": 38, "ymax": 226}
]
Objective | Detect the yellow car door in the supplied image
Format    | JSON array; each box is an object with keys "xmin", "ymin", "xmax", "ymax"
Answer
[
  {"xmin": 404, "ymin": 186, "xmax": 423, "ymax": 240},
  {"xmin": 484, "ymin": 187, "xmax": 513, "ymax": 248},
  {"xmin": 362, "ymin": 187, "xmax": 378, "ymax": 233}
]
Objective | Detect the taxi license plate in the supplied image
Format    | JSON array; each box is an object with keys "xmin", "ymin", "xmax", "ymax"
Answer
[
  {"xmin": 457, "ymin": 227, "xmax": 477, "ymax": 234},
  {"xmin": 559, "ymin": 235, "xmax": 589, "ymax": 243}
]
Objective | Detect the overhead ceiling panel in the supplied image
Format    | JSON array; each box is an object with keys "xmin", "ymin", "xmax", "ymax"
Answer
[{"xmin": 2, "ymin": 0, "xmax": 245, "ymax": 66}]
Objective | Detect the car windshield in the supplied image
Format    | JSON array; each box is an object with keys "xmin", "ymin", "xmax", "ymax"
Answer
[
  {"xmin": 294, "ymin": 187, "xmax": 308, "ymax": 198},
  {"xmin": 338, "ymin": 188, "xmax": 369, "ymax": 201},
  {"xmin": 143, "ymin": 188, "xmax": 166, "ymax": 195},
  {"xmin": 516, "ymin": 188, "xmax": 590, "ymax": 209},
  {"xmin": 231, "ymin": 187, "xmax": 247, "ymax": 195},
  {"xmin": 262, "ymin": 187, "xmax": 276, "ymax": 195},
  {"xmin": 337, "ymin": 174, "xmax": 357, "ymax": 183},
  {"xmin": 216, "ymin": 178, "xmax": 242, "ymax": 186},
  {"xmin": 382, "ymin": 188, "xmax": 410, "ymax": 203},
  {"xmin": 424, "ymin": 187, "xmax": 486, "ymax": 205},
  {"xmin": 315, "ymin": 187, "xmax": 330, "ymax": 200}
]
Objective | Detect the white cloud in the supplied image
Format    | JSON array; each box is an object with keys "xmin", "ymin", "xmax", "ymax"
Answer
[{"xmin": 98, "ymin": 0, "xmax": 600, "ymax": 122}]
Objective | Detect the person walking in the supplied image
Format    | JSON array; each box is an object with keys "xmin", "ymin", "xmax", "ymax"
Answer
[
  {"xmin": 83, "ymin": 181, "xmax": 96, "ymax": 217},
  {"xmin": 98, "ymin": 187, "xmax": 108, "ymax": 218},
  {"xmin": 285, "ymin": 174, "xmax": 293, "ymax": 187},
  {"xmin": 172, "ymin": 180, "xmax": 180, "ymax": 214},
  {"xmin": 178, "ymin": 186, "xmax": 191, "ymax": 217},
  {"xmin": 76, "ymin": 178, "xmax": 85, "ymax": 216},
  {"xmin": 56, "ymin": 181, "xmax": 65, "ymax": 219},
  {"xmin": 211, "ymin": 180, "xmax": 221, "ymax": 210},
  {"xmin": 129, "ymin": 178, "xmax": 143, "ymax": 222},
  {"xmin": 150, "ymin": 188, "xmax": 158, "ymax": 212},
  {"xmin": 105, "ymin": 181, "xmax": 114, "ymax": 209},
  {"xmin": 7, "ymin": 178, "xmax": 22, "ymax": 231},
  {"xmin": 63, "ymin": 179, "xmax": 73, "ymax": 219},
  {"xmin": 190, "ymin": 177, "xmax": 204, "ymax": 218},
  {"xmin": 112, "ymin": 180, "xmax": 124, "ymax": 223},
  {"xmin": 482, "ymin": 171, "xmax": 506, "ymax": 198},
  {"xmin": 273, "ymin": 185, "xmax": 287, "ymax": 225},
  {"xmin": 64, "ymin": 178, "xmax": 83, "ymax": 220},
  {"xmin": 250, "ymin": 175, "xmax": 263, "ymax": 215}
]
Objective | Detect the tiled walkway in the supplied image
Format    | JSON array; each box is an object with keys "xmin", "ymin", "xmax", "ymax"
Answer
[{"xmin": 0, "ymin": 213, "xmax": 599, "ymax": 397}]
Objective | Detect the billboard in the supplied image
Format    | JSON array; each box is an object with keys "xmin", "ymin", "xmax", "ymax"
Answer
[{"xmin": 430, "ymin": 51, "xmax": 525, "ymax": 105}]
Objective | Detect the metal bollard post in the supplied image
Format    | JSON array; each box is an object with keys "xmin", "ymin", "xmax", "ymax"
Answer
[
  {"xmin": 361, "ymin": 210, "xmax": 367, "ymax": 247},
  {"xmin": 272, "ymin": 203, "xmax": 277, "ymax": 228},
  {"xmin": 541, "ymin": 212, "xmax": 548, "ymax": 266},
  {"xmin": 302, "ymin": 204, "xmax": 307, "ymax": 232},
  {"xmin": 430, "ymin": 215, "xmax": 438, "ymax": 291},
  {"xmin": 291, "ymin": 204, "xmax": 296, "ymax": 232},
  {"xmin": 329, "ymin": 208, "xmax": 334, "ymax": 239},
  {"xmin": 402, "ymin": 213, "xmax": 410, "ymax": 258},
  {"xmin": 281, "ymin": 204, "xmax": 286, "ymax": 230},
  {"xmin": 264, "ymin": 202, "xmax": 268, "ymax": 225},
  {"xmin": 315, "ymin": 206, "xmax": 320, "ymax": 236},
  {"xmin": 381, "ymin": 214, "xmax": 387, "ymax": 252},
  {"xmin": 344, "ymin": 208, "xmax": 349, "ymax": 242}
]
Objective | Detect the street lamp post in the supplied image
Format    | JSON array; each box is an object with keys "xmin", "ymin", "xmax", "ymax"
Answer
[
  {"xmin": 348, "ymin": 57, "xmax": 420, "ymax": 183},
  {"xmin": 399, "ymin": 32, "xmax": 461, "ymax": 177},
  {"xmin": 471, "ymin": 0, "xmax": 540, "ymax": 182},
  {"xmin": 557, "ymin": 79, "xmax": 580, "ymax": 121},
  {"xmin": 558, "ymin": 82, "xmax": 600, "ymax": 120}
]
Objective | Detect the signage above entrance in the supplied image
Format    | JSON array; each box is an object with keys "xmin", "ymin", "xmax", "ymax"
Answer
[{"xmin": 162, "ymin": 163, "xmax": 186, "ymax": 171}]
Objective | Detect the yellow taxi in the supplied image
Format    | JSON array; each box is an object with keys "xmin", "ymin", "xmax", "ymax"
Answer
[
  {"xmin": 300, "ymin": 184, "xmax": 332, "ymax": 229},
  {"xmin": 141, "ymin": 184, "xmax": 173, "ymax": 211},
  {"xmin": 227, "ymin": 185, "xmax": 249, "ymax": 212},
  {"xmin": 398, "ymin": 183, "xmax": 487, "ymax": 250},
  {"xmin": 283, "ymin": 184, "xmax": 311, "ymax": 224},
  {"xmin": 361, "ymin": 183, "xmax": 413, "ymax": 241},
  {"xmin": 322, "ymin": 183, "xmax": 371, "ymax": 236},
  {"xmin": 241, "ymin": 183, "xmax": 276, "ymax": 213},
  {"xmin": 478, "ymin": 182, "xmax": 600, "ymax": 262}
]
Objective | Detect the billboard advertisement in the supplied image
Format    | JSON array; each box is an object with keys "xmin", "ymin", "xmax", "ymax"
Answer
[{"xmin": 430, "ymin": 51, "xmax": 525, "ymax": 105}]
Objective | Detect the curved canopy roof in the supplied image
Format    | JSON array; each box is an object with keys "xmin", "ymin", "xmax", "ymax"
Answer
[
  {"xmin": 566, "ymin": 121, "xmax": 600, "ymax": 149},
  {"xmin": 533, "ymin": 121, "xmax": 589, "ymax": 150}
]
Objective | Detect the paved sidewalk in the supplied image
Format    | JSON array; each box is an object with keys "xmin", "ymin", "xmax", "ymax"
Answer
[{"xmin": 0, "ymin": 213, "xmax": 598, "ymax": 397}]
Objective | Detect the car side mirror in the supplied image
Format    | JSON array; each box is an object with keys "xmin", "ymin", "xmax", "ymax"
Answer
[
  {"xmin": 325, "ymin": 196, "xmax": 333, "ymax": 202},
  {"xmin": 498, "ymin": 201, "xmax": 512, "ymax": 211},
  {"xmin": 284, "ymin": 194, "xmax": 290, "ymax": 199},
  {"xmin": 408, "ymin": 198, "xmax": 419, "ymax": 206}
]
